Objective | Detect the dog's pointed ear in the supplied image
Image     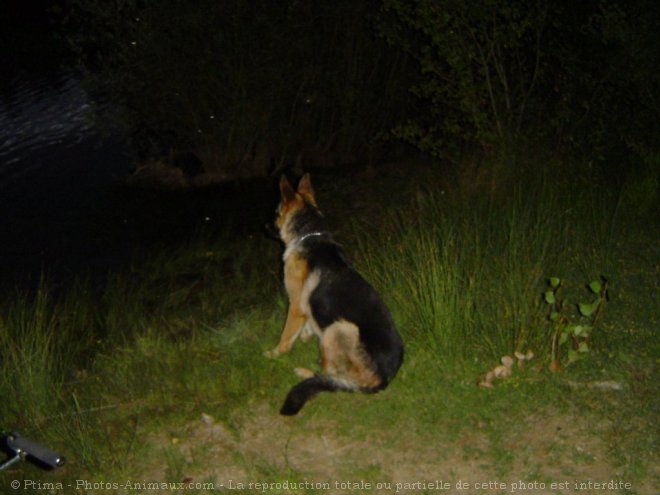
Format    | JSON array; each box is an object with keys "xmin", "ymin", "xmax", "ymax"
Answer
[
  {"xmin": 297, "ymin": 173, "xmax": 317, "ymax": 206},
  {"xmin": 280, "ymin": 175, "xmax": 296, "ymax": 203}
]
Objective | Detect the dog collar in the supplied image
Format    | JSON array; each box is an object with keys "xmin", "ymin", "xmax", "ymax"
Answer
[
  {"xmin": 296, "ymin": 232, "xmax": 325, "ymax": 244},
  {"xmin": 283, "ymin": 231, "xmax": 327, "ymax": 260}
]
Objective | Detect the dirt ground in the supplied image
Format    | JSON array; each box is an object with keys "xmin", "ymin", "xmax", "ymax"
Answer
[{"xmin": 139, "ymin": 404, "xmax": 657, "ymax": 495}]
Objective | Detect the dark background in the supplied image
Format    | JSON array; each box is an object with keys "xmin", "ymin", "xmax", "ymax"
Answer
[{"xmin": 0, "ymin": 0, "xmax": 658, "ymax": 288}]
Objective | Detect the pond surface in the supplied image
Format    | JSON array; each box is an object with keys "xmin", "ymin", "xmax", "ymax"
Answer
[{"xmin": 0, "ymin": 67, "xmax": 134, "ymax": 288}]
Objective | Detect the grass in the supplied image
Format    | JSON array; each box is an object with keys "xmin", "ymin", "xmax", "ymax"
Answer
[{"xmin": 0, "ymin": 158, "xmax": 657, "ymax": 493}]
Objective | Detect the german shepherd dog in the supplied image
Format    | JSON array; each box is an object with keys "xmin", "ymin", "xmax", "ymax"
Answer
[{"xmin": 265, "ymin": 174, "xmax": 404, "ymax": 415}]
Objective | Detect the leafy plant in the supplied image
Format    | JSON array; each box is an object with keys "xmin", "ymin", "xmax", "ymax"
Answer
[
  {"xmin": 544, "ymin": 276, "xmax": 609, "ymax": 371},
  {"xmin": 377, "ymin": 0, "xmax": 549, "ymax": 157}
]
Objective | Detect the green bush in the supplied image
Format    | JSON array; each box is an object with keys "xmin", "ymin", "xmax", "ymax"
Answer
[{"xmin": 376, "ymin": 0, "xmax": 660, "ymax": 173}]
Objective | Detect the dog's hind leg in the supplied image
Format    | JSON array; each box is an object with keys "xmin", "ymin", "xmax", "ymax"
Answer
[{"xmin": 320, "ymin": 320, "xmax": 381, "ymax": 389}]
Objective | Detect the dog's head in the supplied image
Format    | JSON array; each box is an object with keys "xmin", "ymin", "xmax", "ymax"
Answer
[{"xmin": 275, "ymin": 174, "xmax": 323, "ymax": 244}]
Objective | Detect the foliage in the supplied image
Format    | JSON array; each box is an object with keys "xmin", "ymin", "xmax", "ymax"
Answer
[
  {"xmin": 619, "ymin": 149, "xmax": 659, "ymax": 217},
  {"xmin": 377, "ymin": 0, "xmax": 548, "ymax": 156},
  {"xmin": 544, "ymin": 277, "xmax": 609, "ymax": 371},
  {"xmin": 546, "ymin": 0, "xmax": 660, "ymax": 178},
  {"xmin": 376, "ymin": 0, "xmax": 660, "ymax": 174}
]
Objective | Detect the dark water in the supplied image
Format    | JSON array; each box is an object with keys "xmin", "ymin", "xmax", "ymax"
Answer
[
  {"xmin": 0, "ymin": 68, "xmax": 280, "ymax": 291},
  {"xmin": 0, "ymin": 68, "xmax": 135, "ymax": 288}
]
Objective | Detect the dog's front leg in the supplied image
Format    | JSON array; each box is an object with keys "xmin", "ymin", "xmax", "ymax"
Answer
[
  {"xmin": 264, "ymin": 305, "xmax": 306, "ymax": 358},
  {"xmin": 264, "ymin": 254, "xmax": 308, "ymax": 358}
]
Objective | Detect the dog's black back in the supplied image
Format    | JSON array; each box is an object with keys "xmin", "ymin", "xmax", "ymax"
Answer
[{"xmin": 305, "ymin": 239, "xmax": 404, "ymax": 390}]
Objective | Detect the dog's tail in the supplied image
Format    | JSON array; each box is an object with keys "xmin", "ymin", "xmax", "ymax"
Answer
[{"xmin": 280, "ymin": 375, "xmax": 355, "ymax": 416}]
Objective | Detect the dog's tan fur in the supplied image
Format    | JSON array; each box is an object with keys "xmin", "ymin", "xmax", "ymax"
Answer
[{"xmin": 264, "ymin": 252, "xmax": 309, "ymax": 357}]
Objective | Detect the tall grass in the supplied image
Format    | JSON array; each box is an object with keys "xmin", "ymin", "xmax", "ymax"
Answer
[
  {"xmin": 354, "ymin": 168, "xmax": 613, "ymax": 366},
  {"xmin": 0, "ymin": 287, "xmax": 70, "ymax": 425}
]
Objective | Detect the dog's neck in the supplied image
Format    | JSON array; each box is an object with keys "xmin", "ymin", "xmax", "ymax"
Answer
[{"xmin": 283, "ymin": 231, "xmax": 327, "ymax": 260}]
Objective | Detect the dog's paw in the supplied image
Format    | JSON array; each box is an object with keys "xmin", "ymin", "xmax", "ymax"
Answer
[
  {"xmin": 263, "ymin": 348, "xmax": 281, "ymax": 359},
  {"xmin": 299, "ymin": 326, "xmax": 313, "ymax": 343},
  {"xmin": 299, "ymin": 321, "xmax": 318, "ymax": 342},
  {"xmin": 294, "ymin": 367, "xmax": 315, "ymax": 379}
]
